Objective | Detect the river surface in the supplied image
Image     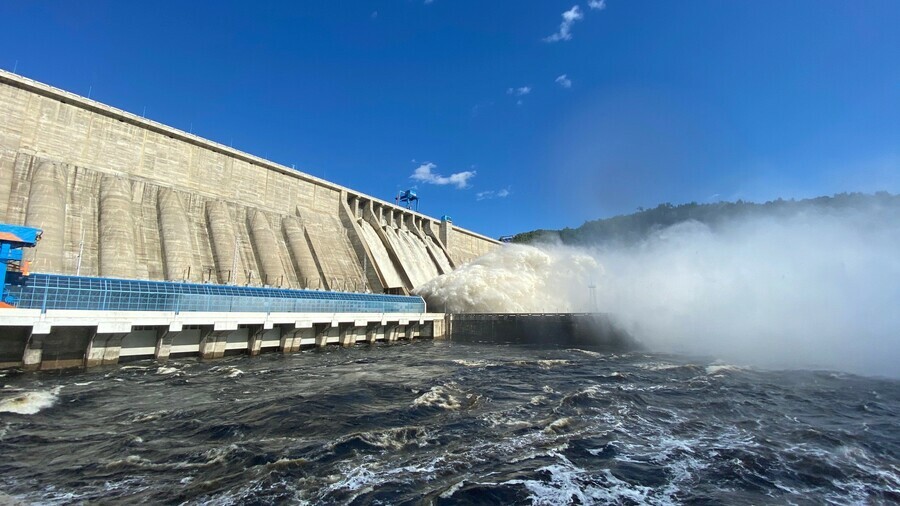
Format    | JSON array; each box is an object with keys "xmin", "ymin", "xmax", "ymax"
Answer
[{"xmin": 0, "ymin": 340, "xmax": 898, "ymax": 505}]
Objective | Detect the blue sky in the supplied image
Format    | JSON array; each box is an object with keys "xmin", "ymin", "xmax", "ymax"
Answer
[{"xmin": 1, "ymin": 1, "xmax": 898, "ymax": 238}]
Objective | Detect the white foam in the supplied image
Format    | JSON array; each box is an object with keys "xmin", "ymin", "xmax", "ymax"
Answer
[
  {"xmin": 347, "ymin": 426, "xmax": 428, "ymax": 451},
  {"xmin": 544, "ymin": 417, "xmax": 574, "ymax": 434},
  {"xmin": 451, "ymin": 359, "xmax": 499, "ymax": 368},
  {"xmin": 705, "ymin": 364, "xmax": 746, "ymax": 375},
  {"xmin": 412, "ymin": 384, "xmax": 464, "ymax": 410},
  {"xmin": 512, "ymin": 359, "xmax": 571, "ymax": 368},
  {"xmin": 568, "ymin": 348, "xmax": 604, "ymax": 357},
  {"xmin": 0, "ymin": 386, "xmax": 61, "ymax": 415},
  {"xmin": 320, "ymin": 464, "xmax": 378, "ymax": 502},
  {"xmin": 440, "ymin": 480, "xmax": 467, "ymax": 499},
  {"xmin": 414, "ymin": 244, "xmax": 602, "ymax": 313},
  {"xmin": 502, "ymin": 454, "xmax": 654, "ymax": 505}
]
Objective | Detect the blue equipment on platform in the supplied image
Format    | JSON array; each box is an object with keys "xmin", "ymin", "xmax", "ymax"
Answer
[
  {"xmin": 0, "ymin": 223, "xmax": 42, "ymax": 307},
  {"xmin": 396, "ymin": 189, "xmax": 419, "ymax": 210}
]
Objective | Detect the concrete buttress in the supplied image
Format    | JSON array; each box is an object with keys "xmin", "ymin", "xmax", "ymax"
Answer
[
  {"xmin": 25, "ymin": 161, "xmax": 67, "ymax": 273},
  {"xmin": 98, "ymin": 175, "xmax": 136, "ymax": 279}
]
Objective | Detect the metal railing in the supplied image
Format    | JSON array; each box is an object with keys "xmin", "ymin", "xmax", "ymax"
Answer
[{"xmin": 5, "ymin": 273, "xmax": 426, "ymax": 314}]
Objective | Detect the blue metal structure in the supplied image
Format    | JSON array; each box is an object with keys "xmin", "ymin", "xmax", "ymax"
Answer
[
  {"xmin": 6, "ymin": 273, "xmax": 426, "ymax": 314},
  {"xmin": 396, "ymin": 189, "xmax": 419, "ymax": 210},
  {"xmin": 0, "ymin": 223, "xmax": 41, "ymax": 307}
]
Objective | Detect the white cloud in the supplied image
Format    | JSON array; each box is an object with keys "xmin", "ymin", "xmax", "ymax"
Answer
[
  {"xmin": 506, "ymin": 86, "xmax": 532, "ymax": 96},
  {"xmin": 411, "ymin": 162, "xmax": 476, "ymax": 189},
  {"xmin": 588, "ymin": 0, "xmax": 606, "ymax": 10},
  {"xmin": 544, "ymin": 5, "xmax": 583, "ymax": 42},
  {"xmin": 476, "ymin": 187, "xmax": 512, "ymax": 201},
  {"xmin": 555, "ymin": 74, "xmax": 572, "ymax": 88}
]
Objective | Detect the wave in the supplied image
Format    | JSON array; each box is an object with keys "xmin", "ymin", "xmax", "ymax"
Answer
[{"xmin": 412, "ymin": 383, "xmax": 480, "ymax": 410}]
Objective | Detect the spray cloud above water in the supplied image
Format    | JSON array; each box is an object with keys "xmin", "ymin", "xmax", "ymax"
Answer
[{"xmin": 416, "ymin": 201, "xmax": 900, "ymax": 378}]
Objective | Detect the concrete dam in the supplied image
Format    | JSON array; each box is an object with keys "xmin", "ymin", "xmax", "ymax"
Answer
[
  {"xmin": 0, "ymin": 69, "xmax": 500, "ymax": 371},
  {"xmin": 0, "ymin": 69, "xmax": 498, "ymax": 295}
]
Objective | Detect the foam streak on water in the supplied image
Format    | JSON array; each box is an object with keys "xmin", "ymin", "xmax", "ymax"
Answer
[{"xmin": 0, "ymin": 342, "xmax": 897, "ymax": 504}]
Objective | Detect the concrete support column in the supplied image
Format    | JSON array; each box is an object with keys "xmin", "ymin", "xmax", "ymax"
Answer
[
  {"xmin": 385, "ymin": 323, "xmax": 399, "ymax": 342},
  {"xmin": 247, "ymin": 325, "xmax": 265, "ymax": 356},
  {"xmin": 365, "ymin": 323, "xmax": 382, "ymax": 344},
  {"xmin": 199, "ymin": 327, "xmax": 230, "ymax": 360},
  {"xmin": 22, "ymin": 333, "xmax": 45, "ymax": 371},
  {"xmin": 339, "ymin": 323, "xmax": 362, "ymax": 347},
  {"xmin": 316, "ymin": 324, "xmax": 338, "ymax": 347},
  {"xmin": 280, "ymin": 326, "xmax": 306, "ymax": 353},
  {"xmin": 84, "ymin": 332, "xmax": 127, "ymax": 368},
  {"xmin": 155, "ymin": 328, "xmax": 173, "ymax": 362},
  {"xmin": 440, "ymin": 219, "xmax": 452, "ymax": 248},
  {"xmin": 425, "ymin": 320, "xmax": 446, "ymax": 340}
]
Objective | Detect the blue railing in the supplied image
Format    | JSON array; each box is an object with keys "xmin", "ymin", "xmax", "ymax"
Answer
[{"xmin": 5, "ymin": 274, "xmax": 426, "ymax": 314}]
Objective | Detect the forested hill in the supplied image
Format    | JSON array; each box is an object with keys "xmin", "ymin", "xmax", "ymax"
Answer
[{"xmin": 512, "ymin": 192, "xmax": 900, "ymax": 246}]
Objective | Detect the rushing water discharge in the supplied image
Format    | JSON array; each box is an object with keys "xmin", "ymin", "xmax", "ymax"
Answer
[
  {"xmin": 416, "ymin": 207, "xmax": 900, "ymax": 378},
  {"xmin": 3, "ymin": 206, "xmax": 899, "ymax": 503},
  {"xmin": 0, "ymin": 341, "xmax": 898, "ymax": 504}
]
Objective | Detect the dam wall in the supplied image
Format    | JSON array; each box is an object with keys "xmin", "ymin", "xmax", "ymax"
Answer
[
  {"xmin": 449, "ymin": 313, "xmax": 636, "ymax": 349},
  {"xmin": 0, "ymin": 70, "xmax": 498, "ymax": 293}
]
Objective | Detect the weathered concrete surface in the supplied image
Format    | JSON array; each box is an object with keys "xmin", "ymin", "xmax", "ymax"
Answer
[
  {"xmin": 449, "ymin": 313, "xmax": 637, "ymax": 350},
  {"xmin": 0, "ymin": 70, "xmax": 499, "ymax": 292}
]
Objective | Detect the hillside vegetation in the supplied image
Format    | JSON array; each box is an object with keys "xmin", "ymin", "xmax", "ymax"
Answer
[{"xmin": 512, "ymin": 192, "xmax": 900, "ymax": 246}]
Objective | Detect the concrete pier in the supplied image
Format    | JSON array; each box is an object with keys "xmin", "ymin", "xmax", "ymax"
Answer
[{"xmin": 0, "ymin": 309, "xmax": 446, "ymax": 371}]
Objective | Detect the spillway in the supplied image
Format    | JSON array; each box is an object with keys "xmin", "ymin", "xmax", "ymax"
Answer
[
  {"xmin": 359, "ymin": 220, "xmax": 405, "ymax": 289},
  {"xmin": 381, "ymin": 226, "xmax": 426, "ymax": 287},
  {"xmin": 425, "ymin": 236, "xmax": 453, "ymax": 274},
  {"xmin": 397, "ymin": 228, "xmax": 440, "ymax": 286}
]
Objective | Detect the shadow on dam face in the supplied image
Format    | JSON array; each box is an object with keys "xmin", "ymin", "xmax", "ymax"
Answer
[{"xmin": 449, "ymin": 313, "xmax": 638, "ymax": 351}]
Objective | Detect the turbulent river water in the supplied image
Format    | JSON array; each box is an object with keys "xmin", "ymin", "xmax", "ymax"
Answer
[{"xmin": 0, "ymin": 340, "xmax": 897, "ymax": 505}]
